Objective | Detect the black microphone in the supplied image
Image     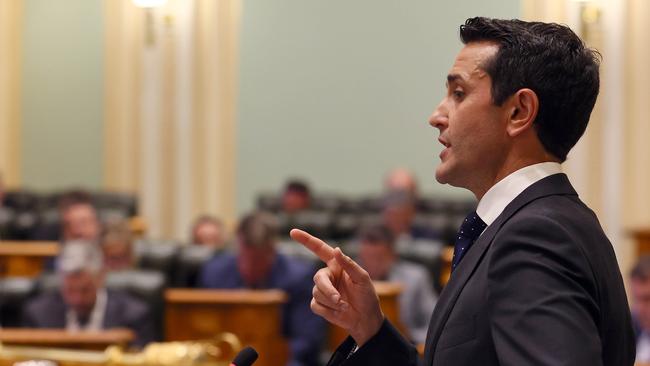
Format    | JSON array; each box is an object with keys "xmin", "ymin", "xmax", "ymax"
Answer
[{"xmin": 230, "ymin": 346, "xmax": 258, "ymax": 366}]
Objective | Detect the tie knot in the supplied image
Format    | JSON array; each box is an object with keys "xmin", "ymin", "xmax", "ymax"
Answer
[{"xmin": 458, "ymin": 211, "xmax": 487, "ymax": 241}]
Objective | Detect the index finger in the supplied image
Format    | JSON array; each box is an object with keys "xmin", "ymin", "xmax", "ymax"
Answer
[{"xmin": 290, "ymin": 228, "xmax": 335, "ymax": 263}]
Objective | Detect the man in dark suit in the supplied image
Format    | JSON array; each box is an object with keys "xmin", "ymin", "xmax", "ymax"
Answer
[
  {"xmin": 199, "ymin": 212, "xmax": 325, "ymax": 366},
  {"xmin": 629, "ymin": 256, "xmax": 650, "ymax": 362},
  {"xmin": 291, "ymin": 17, "xmax": 635, "ymax": 365},
  {"xmin": 23, "ymin": 241, "xmax": 155, "ymax": 348}
]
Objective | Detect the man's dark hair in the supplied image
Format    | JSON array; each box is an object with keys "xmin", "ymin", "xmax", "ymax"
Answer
[
  {"xmin": 285, "ymin": 179, "xmax": 311, "ymax": 196},
  {"xmin": 459, "ymin": 17, "xmax": 601, "ymax": 161},
  {"xmin": 58, "ymin": 189, "xmax": 95, "ymax": 213},
  {"xmin": 631, "ymin": 256, "xmax": 650, "ymax": 281},
  {"xmin": 358, "ymin": 224, "xmax": 396, "ymax": 249},
  {"xmin": 237, "ymin": 211, "xmax": 277, "ymax": 248}
]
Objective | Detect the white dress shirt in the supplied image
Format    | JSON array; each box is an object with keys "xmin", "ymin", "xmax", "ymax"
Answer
[
  {"xmin": 66, "ymin": 288, "xmax": 107, "ymax": 331},
  {"xmin": 476, "ymin": 162, "xmax": 563, "ymax": 227}
]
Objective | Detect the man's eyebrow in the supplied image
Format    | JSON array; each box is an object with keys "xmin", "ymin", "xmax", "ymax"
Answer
[{"xmin": 447, "ymin": 74, "xmax": 464, "ymax": 84}]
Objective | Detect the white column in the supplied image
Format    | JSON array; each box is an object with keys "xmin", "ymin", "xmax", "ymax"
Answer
[
  {"xmin": 140, "ymin": 7, "xmax": 164, "ymax": 238},
  {"xmin": 600, "ymin": 0, "xmax": 626, "ymax": 265},
  {"xmin": 173, "ymin": 0, "xmax": 195, "ymax": 239},
  {"xmin": 203, "ymin": 1, "xmax": 221, "ymax": 216}
]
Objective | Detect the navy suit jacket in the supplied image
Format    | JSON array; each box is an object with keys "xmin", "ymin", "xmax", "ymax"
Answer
[
  {"xmin": 328, "ymin": 174, "xmax": 635, "ymax": 366},
  {"xmin": 199, "ymin": 253, "xmax": 325, "ymax": 366},
  {"xmin": 22, "ymin": 289, "xmax": 155, "ymax": 348}
]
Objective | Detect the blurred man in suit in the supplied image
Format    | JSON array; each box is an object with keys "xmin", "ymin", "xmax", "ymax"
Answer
[
  {"xmin": 23, "ymin": 241, "xmax": 154, "ymax": 348},
  {"xmin": 190, "ymin": 214, "xmax": 227, "ymax": 249},
  {"xmin": 630, "ymin": 256, "xmax": 650, "ymax": 362},
  {"xmin": 199, "ymin": 212, "xmax": 325, "ymax": 366},
  {"xmin": 0, "ymin": 173, "xmax": 4, "ymax": 206},
  {"xmin": 60, "ymin": 191, "xmax": 101, "ymax": 242},
  {"xmin": 32, "ymin": 190, "xmax": 101, "ymax": 242},
  {"xmin": 381, "ymin": 190, "xmax": 439, "ymax": 244},
  {"xmin": 292, "ymin": 17, "xmax": 634, "ymax": 366},
  {"xmin": 100, "ymin": 220, "xmax": 135, "ymax": 271},
  {"xmin": 384, "ymin": 168, "xmax": 418, "ymax": 197},
  {"xmin": 282, "ymin": 180, "xmax": 312, "ymax": 214},
  {"xmin": 357, "ymin": 224, "xmax": 437, "ymax": 344}
]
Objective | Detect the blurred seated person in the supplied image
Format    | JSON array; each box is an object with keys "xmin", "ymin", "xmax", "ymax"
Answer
[
  {"xmin": 100, "ymin": 220, "xmax": 135, "ymax": 271},
  {"xmin": 630, "ymin": 256, "xmax": 650, "ymax": 363},
  {"xmin": 357, "ymin": 224, "xmax": 437, "ymax": 344},
  {"xmin": 22, "ymin": 241, "xmax": 155, "ymax": 348},
  {"xmin": 0, "ymin": 172, "xmax": 4, "ymax": 205},
  {"xmin": 382, "ymin": 190, "xmax": 438, "ymax": 245},
  {"xmin": 0, "ymin": 173, "xmax": 7, "ymax": 239},
  {"xmin": 32, "ymin": 190, "xmax": 101, "ymax": 243},
  {"xmin": 282, "ymin": 179, "xmax": 311, "ymax": 214},
  {"xmin": 384, "ymin": 168, "xmax": 418, "ymax": 197},
  {"xmin": 199, "ymin": 211, "xmax": 325, "ymax": 366},
  {"xmin": 190, "ymin": 215, "xmax": 227, "ymax": 249}
]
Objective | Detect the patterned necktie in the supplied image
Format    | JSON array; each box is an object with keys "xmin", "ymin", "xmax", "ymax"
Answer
[{"xmin": 451, "ymin": 211, "xmax": 487, "ymax": 272}]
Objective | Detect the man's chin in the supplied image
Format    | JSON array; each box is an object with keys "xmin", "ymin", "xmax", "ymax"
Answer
[{"xmin": 434, "ymin": 169, "xmax": 450, "ymax": 184}]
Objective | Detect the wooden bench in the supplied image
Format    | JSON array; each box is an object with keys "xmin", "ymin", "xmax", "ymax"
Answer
[
  {"xmin": 0, "ymin": 328, "xmax": 134, "ymax": 350},
  {"xmin": 165, "ymin": 289, "xmax": 288, "ymax": 366},
  {"xmin": 0, "ymin": 241, "xmax": 59, "ymax": 277}
]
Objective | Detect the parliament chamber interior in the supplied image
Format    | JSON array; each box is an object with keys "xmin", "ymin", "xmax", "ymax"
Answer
[{"xmin": 2, "ymin": 0, "xmax": 650, "ymax": 365}]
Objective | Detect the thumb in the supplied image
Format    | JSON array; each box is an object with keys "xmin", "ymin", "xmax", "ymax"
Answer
[{"xmin": 333, "ymin": 247, "xmax": 370, "ymax": 285}]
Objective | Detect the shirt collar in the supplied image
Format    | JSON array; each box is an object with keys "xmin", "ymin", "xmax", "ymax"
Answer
[
  {"xmin": 476, "ymin": 162, "xmax": 563, "ymax": 226},
  {"xmin": 66, "ymin": 288, "xmax": 108, "ymax": 331}
]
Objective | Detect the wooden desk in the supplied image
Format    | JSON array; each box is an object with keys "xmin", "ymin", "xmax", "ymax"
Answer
[
  {"xmin": 0, "ymin": 242, "xmax": 59, "ymax": 277},
  {"xmin": 440, "ymin": 246, "xmax": 453, "ymax": 287},
  {"xmin": 165, "ymin": 289, "xmax": 288, "ymax": 366},
  {"xmin": 630, "ymin": 228, "xmax": 650, "ymax": 257},
  {"xmin": 0, "ymin": 328, "xmax": 134, "ymax": 350},
  {"xmin": 328, "ymin": 281, "xmax": 405, "ymax": 350}
]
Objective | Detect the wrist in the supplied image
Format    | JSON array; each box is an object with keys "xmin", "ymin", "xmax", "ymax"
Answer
[{"xmin": 350, "ymin": 312, "xmax": 385, "ymax": 347}]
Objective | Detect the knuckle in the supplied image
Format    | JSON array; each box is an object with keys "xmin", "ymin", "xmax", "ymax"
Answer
[{"xmin": 313, "ymin": 268, "xmax": 326, "ymax": 283}]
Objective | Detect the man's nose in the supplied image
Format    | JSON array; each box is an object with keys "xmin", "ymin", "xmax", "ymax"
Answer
[{"xmin": 428, "ymin": 99, "xmax": 448, "ymax": 129}]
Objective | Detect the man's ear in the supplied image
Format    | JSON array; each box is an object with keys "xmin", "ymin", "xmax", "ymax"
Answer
[{"xmin": 506, "ymin": 88, "xmax": 539, "ymax": 137}]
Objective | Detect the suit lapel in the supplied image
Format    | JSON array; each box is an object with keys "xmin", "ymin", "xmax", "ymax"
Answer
[
  {"xmin": 422, "ymin": 173, "xmax": 577, "ymax": 365},
  {"xmin": 51, "ymin": 293, "xmax": 68, "ymax": 328},
  {"xmin": 102, "ymin": 291, "xmax": 117, "ymax": 328}
]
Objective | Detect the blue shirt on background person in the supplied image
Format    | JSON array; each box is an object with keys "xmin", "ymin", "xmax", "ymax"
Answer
[{"xmin": 199, "ymin": 212, "xmax": 325, "ymax": 366}]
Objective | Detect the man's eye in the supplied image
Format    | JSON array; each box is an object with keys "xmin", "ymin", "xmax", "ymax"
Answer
[{"xmin": 453, "ymin": 90, "xmax": 465, "ymax": 99}]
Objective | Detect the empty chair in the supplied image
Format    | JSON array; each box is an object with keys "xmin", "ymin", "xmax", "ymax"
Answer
[
  {"xmin": 173, "ymin": 245, "xmax": 220, "ymax": 287},
  {"xmin": 257, "ymin": 192, "xmax": 282, "ymax": 213},
  {"xmin": 292, "ymin": 211, "xmax": 334, "ymax": 239},
  {"xmin": 8, "ymin": 211, "xmax": 40, "ymax": 240},
  {"xmin": 92, "ymin": 192, "xmax": 138, "ymax": 217},
  {"xmin": 0, "ymin": 206, "xmax": 15, "ymax": 239},
  {"xmin": 276, "ymin": 239, "xmax": 320, "ymax": 267},
  {"xmin": 311, "ymin": 193, "xmax": 343, "ymax": 213},
  {"xmin": 105, "ymin": 269, "xmax": 166, "ymax": 341},
  {"xmin": 134, "ymin": 240, "xmax": 180, "ymax": 282},
  {"xmin": 396, "ymin": 239, "xmax": 444, "ymax": 293},
  {"xmin": 0, "ymin": 276, "xmax": 37, "ymax": 327},
  {"xmin": 330, "ymin": 213, "xmax": 360, "ymax": 240},
  {"xmin": 337, "ymin": 197, "xmax": 365, "ymax": 214},
  {"xmin": 3, "ymin": 190, "xmax": 40, "ymax": 212},
  {"xmin": 359, "ymin": 195, "xmax": 384, "ymax": 214}
]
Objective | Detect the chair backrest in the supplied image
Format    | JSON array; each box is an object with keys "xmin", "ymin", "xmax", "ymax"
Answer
[
  {"xmin": 396, "ymin": 239, "xmax": 444, "ymax": 293},
  {"xmin": 105, "ymin": 269, "xmax": 166, "ymax": 341},
  {"xmin": 276, "ymin": 239, "xmax": 320, "ymax": 268},
  {"xmin": 134, "ymin": 239, "xmax": 180, "ymax": 282},
  {"xmin": 172, "ymin": 245, "xmax": 219, "ymax": 287},
  {"xmin": 0, "ymin": 276, "xmax": 37, "ymax": 327}
]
